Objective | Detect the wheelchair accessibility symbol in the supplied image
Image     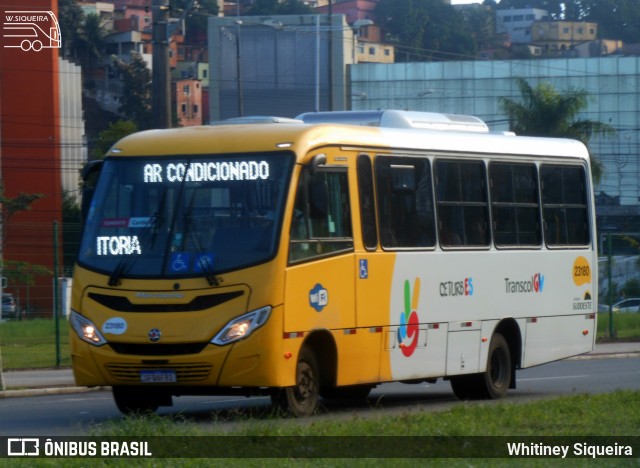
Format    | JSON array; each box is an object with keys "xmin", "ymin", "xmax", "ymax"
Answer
[
  {"xmin": 359, "ymin": 259, "xmax": 368, "ymax": 279},
  {"xmin": 170, "ymin": 253, "xmax": 192, "ymax": 272}
]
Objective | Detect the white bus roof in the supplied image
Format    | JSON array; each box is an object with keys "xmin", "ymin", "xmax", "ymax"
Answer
[{"xmin": 113, "ymin": 111, "xmax": 589, "ymax": 163}]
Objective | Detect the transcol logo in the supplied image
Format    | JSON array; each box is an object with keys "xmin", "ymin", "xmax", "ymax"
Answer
[
  {"xmin": 504, "ymin": 273, "xmax": 545, "ymax": 294},
  {"xmin": 2, "ymin": 10, "xmax": 61, "ymax": 52}
]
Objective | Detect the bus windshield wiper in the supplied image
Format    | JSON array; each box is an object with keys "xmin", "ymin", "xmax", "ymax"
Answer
[
  {"xmin": 182, "ymin": 189, "xmax": 221, "ymax": 286},
  {"xmin": 108, "ymin": 189, "xmax": 167, "ymax": 286}
]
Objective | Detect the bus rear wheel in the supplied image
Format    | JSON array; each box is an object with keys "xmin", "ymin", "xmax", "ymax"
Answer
[
  {"xmin": 272, "ymin": 346, "xmax": 320, "ymax": 417},
  {"xmin": 450, "ymin": 333, "xmax": 511, "ymax": 400},
  {"xmin": 484, "ymin": 333, "xmax": 512, "ymax": 398}
]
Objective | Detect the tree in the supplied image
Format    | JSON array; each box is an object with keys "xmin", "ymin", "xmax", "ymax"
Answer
[
  {"xmin": 62, "ymin": 191, "xmax": 81, "ymax": 276},
  {"xmin": 58, "ymin": 0, "xmax": 84, "ymax": 59},
  {"xmin": 620, "ymin": 278, "xmax": 640, "ymax": 300},
  {"xmin": 112, "ymin": 53, "xmax": 153, "ymax": 130},
  {"xmin": 3, "ymin": 260, "xmax": 52, "ymax": 316},
  {"xmin": 171, "ymin": 0, "xmax": 220, "ymax": 45},
  {"xmin": 91, "ymin": 120, "xmax": 138, "ymax": 160},
  {"xmin": 76, "ymin": 13, "xmax": 107, "ymax": 71},
  {"xmin": 0, "ymin": 186, "xmax": 44, "ymax": 270},
  {"xmin": 246, "ymin": 0, "xmax": 312, "ymax": 15},
  {"xmin": 0, "ymin": 185, "xmax": 43, "ymax": 247},
  {"xmin": 376, "ymin": 0, "xmax": 477, "ymax": 61},
  {"xmin": 461, "ymin": 5, "xmax": 496, "ymax": 52},
  {"xmin": 375, "ymin": 0, "xmax": 429, "ymax": 61},
  {"xmin": 0, "ymin": 185, "xmax": 44, "ymax": 317},
  {"xmin": 581, "ymin": 0, "xmax": 640, "ymax": 43},
  {"xmin": 499, "ymin": 78, "xmax": 615, "ymax": 182}
]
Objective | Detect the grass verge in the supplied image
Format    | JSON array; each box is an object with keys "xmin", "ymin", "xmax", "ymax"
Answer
[
  {"xmin": 597, "ymin": 310, "xmax": 640, "ymax": 340},
  {"xmin": 0, "ymin": 318, "xmax": 71, "ymax": 369}
]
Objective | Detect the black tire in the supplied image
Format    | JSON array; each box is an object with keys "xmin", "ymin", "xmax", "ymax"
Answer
[
  {"xmin": 275, "ymin": 346, "xmax": 320, "ymax": 417},
  {"xmin": 450, "ymin": 333, "xmax": 511, "ymax": 400},
  {"xmin": 112, "ymin": 386, "xmax": 162, "ymax": 415},
  {"xmin": 483, "ymin": 333, "xmax": 511, "ymax": 399},
  {"xmin": 320, "ymin": 384, "xmax": 373, "ymax": 401}
]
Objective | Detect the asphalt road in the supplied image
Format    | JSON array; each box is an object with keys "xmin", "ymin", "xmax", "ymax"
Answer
[{"xmin": 0, "ymin": 357, "xmax": 638, "ymax": 436}]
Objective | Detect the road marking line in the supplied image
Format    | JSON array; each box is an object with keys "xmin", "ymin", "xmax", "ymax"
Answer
[{"xmin": 519, "ymin": 375, "xmax": 589, "ymax": 382}]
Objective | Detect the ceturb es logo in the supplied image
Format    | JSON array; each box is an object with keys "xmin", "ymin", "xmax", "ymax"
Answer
[{"xmin": 2, "ymin": 10, "xmax": 61, "ymax": 52}]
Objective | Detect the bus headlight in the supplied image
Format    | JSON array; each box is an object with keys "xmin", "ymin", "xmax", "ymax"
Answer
[
  {"xmin": 211, "ymin": 306, "xmax": 271, "ymax": 345},
  {"xmin": 70, "ymin": 310, "xmax": 107, "ymax": 346}
]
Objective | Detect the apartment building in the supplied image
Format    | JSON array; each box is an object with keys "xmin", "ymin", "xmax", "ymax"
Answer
[
  {"xmin": 173, "ymin": 78, "xmax": 204, "ymax": 126},
  {"xmin": 532, "ymin": 21, "xmax": 598, "ymax": 55},
  {"xmin": 496, "ymin": 8, "xmax": 550, "ymax": 44}
]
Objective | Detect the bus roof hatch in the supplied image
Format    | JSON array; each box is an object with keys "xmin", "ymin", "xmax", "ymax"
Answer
[{"xmin": 296, "ymin": 110, "xmax": 489, "ymax": 133}]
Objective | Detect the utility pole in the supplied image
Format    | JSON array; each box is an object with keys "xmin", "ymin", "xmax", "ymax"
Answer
[
  {"xmin": 0, "ymin": 100, "xmax": 4, "ymax": 389},
  {"xmin": 152, "ymin": 0, "xmax": 171, "ymax": 129},
  {"xmin": 327, "ymin": 0, "xmax": 333, "ymax": 111},
  {"xmin": 235, "ymin": 20, "xmax": 244, "ymax": 117}
]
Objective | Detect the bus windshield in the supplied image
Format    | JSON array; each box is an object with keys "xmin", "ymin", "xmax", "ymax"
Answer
[{"xmin": 78, "ymin": 152, "xmax": 294, "ymax": 281}]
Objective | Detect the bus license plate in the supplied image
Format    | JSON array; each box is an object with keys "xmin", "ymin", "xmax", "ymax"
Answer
[{"xmin": 140, "ymin": 370, "xmax": 176, "ymax": 383}]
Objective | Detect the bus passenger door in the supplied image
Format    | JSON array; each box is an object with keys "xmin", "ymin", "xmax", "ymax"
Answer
[{"xmin": 285, "ymin": 166, "xmax": 356, "ymax": 334}]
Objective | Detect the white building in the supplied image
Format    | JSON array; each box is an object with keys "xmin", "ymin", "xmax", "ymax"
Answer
[
  {"xmin": 58, "ymin": 58, "xmax": 86, "ymax": 201},
  {"xmin": 351, "ymin": 56, "xmax": 640, "ymax": 206},
  {"xmin": 496, "ymin": 8, "xmax": 550, "ymax": 44}
]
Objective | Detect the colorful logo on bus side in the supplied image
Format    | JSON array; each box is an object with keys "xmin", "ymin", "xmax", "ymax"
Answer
[{"xmin": 397, "ymin": 278, "xmax": 420, "ymax": 357}]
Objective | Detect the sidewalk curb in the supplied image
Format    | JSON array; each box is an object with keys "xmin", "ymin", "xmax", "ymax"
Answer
[
  {"xmin": 568, "ymin": 352, "xmax": 640, "ymax": 360},
  {"xmin": 0, "ymin": 386, "xmax": 110, "ymax": 399}
]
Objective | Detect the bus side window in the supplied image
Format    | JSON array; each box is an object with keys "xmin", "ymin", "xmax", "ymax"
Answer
[
  {"xmin": 374, "ymin": 156, "xmax": 436, "ymax": 249},
  {"xmin": 289, "ymin": 167, "xmax": 354, "ymax": 263},
  {"xmin": 489, "ymin": 162, "xmax": 541, "ymax": 247},
  {"xmin": 541, "ymin": 165, "xmax": 590, "ymax": 246},
  {"xmin": 435, "ymin": 160, "xmax": 490, "ymax": 248}
]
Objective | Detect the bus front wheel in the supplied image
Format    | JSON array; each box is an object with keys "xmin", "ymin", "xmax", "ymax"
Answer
[
  {"xmin": 272, "ymin": 346, "xmax": 320, "ymax": 417},
  {"xmin": 450, "ymin": 333, "xmax": 511, "ymax": 400}
]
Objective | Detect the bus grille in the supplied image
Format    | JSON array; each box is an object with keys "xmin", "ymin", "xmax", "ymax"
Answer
[
  {"xmin": 88, "ymin": 291, "xmax": 243, "ymax": 313},
  {"xmin": 105, "ymin": 363, "xmax": 212, "ymax": 383},
  {"xmin": 108, "ymin": 342, "xmax": 209, "ymax": 356}
]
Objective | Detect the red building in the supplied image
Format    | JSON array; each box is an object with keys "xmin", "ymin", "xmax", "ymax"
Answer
[
  {"xmin": 0, "ymin": 0, "xmax": 62, "ymax": 315},
  {"xmin": 173, "ymin": 79, "xmax": 203, "ymax": 127}
]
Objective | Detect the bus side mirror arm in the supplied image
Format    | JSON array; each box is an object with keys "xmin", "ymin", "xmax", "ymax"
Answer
[
  {"xmin": 309, "ymin": 154, "xmax": 327, "ymax": 175},
  {"xmin": 82, "ymin": 159, "xmax": 103, "ymax": 181},
  {"xmin": 81, "ymin": 160, "xmax": 104, "ymax": 222}
]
